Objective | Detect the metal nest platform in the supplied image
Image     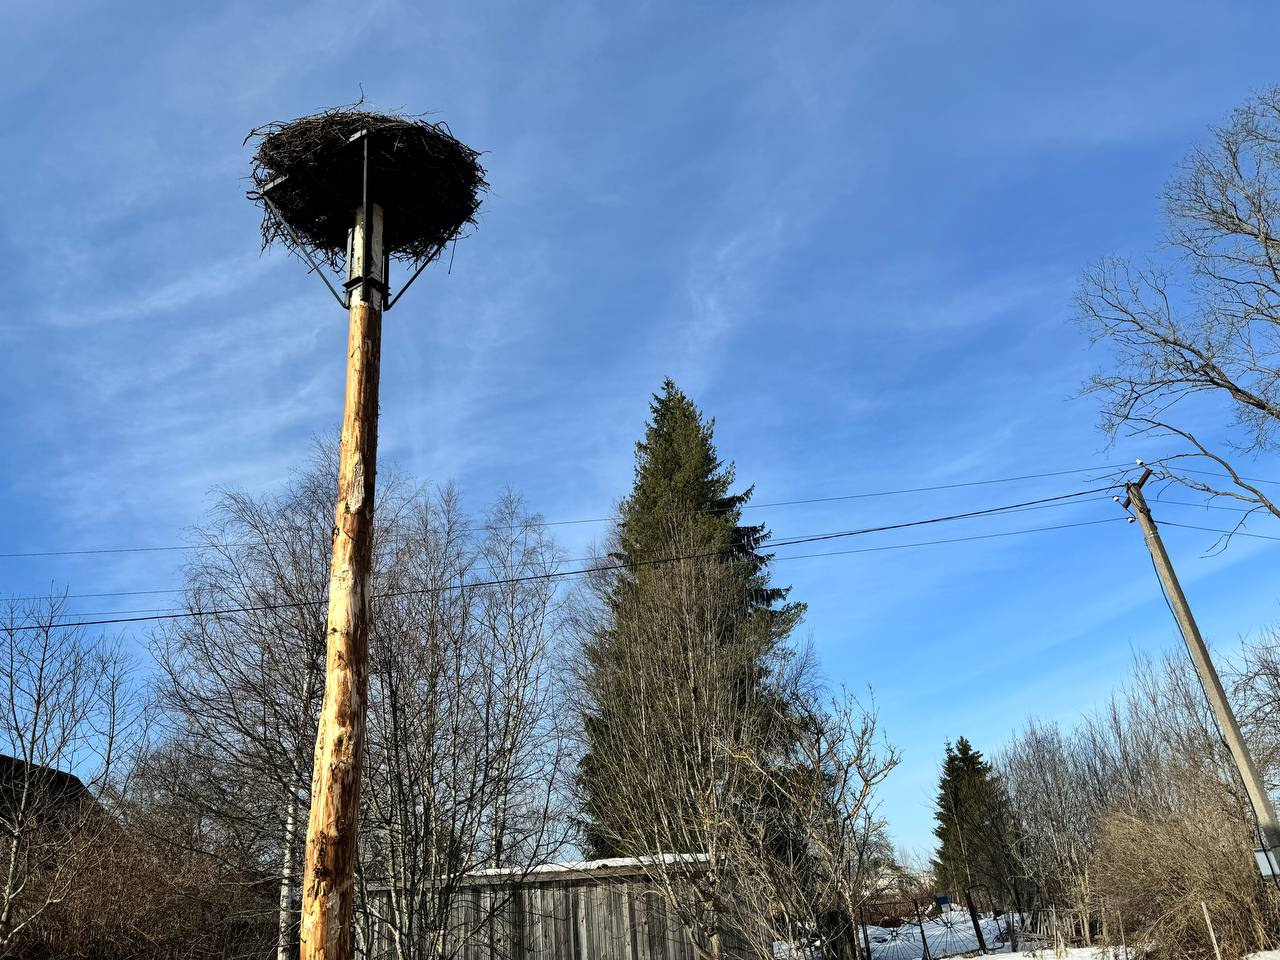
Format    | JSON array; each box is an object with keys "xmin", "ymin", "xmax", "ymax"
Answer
[{"xmin": 246, "ymin": 106, "xmax": 486, "ymax": 306}]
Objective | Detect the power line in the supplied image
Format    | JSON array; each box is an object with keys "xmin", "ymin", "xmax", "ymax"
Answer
[
  {"xmin": 40, "ymin": 505, "xmax": 1279, "ymax": 623},
  {"xmin": 12, "ymin": 492, "xmax": 1242, "ymax": 605},
  {"xmin": 0, "ymin": 463, "xmax": 1130, "ymax": 561},
  {"xmin": 1154, "ymin": 499, "xmax": 1255, "ymax": 512},
  {"xmin": 743, "ymin": 465, "xmax": 1126, "ymax": 507},
  {"xmin": 1159, "ymin": 463, "xmax": 1280, "ymax": 487},
  {"xmin": 7, "ymin": 587, "xmax": 187, "ymax": 603},
  {"xmin": 6, "ymin": 460, "xmax": 1279, "ymax": 564},
  {"xmin": 1157, "ymin": 520, "xmax": 1280, "ymax": 542},
  {"xmin": 773, "ymin": 517, "xmax": 1124, "ymax": 563},
  {"xmin": 754, "ymin": 486, "xmax": 1111, "ymax": 549},
  {"xmin": 5, "ymin": 486, "xmax": 1114, "ymax": 632},
  {"xmin": 24, "ymin": 489, "xmax": 1114, "ymax": 615},
  {"xmin": 43, "ymin": 517, "xmax": 1127, "ymax": 620},
  {"xmin": 11, "ymin": 491, "xmax": 1270, "ymax": 610},
  {"xmin": 5, "ymin": 495, "xmax": 1116, "ymax": 605}
]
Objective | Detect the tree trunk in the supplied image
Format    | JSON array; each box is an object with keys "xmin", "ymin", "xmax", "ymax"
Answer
[
  {"xmin": 280, "ymin": 661, "xmax": 318, "ymax": 960},
  {"xmin": 277, "ymin": 796, "xmax": 300, "ymax": 960}
]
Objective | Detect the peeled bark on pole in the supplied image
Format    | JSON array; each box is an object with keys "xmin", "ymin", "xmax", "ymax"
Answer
[{"xmin": 299, "ymin": 203, "xmax": 384, "ymax": 960}]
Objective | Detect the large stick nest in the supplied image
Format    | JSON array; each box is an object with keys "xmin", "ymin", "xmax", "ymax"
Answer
[{"xmin": 246, "ymin": 106, "xmax": 486, "ymax": 272}]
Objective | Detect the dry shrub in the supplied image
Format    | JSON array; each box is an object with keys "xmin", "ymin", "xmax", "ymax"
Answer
[
  {"xmin": 18, "ymin": 820, "xmax": 276, "ymax": 960},
  {"xmin": 1094, "ymin": 767, "xmax": 1280, "ymax": 960}
]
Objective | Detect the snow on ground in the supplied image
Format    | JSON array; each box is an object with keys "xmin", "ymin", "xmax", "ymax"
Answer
[
  {"xmin": 779, "ymin": 935, "xmax": 1130, "ymax": 960},
  {"xmin": 858, "ymin": 913, "xmax": 1145, "ymax": 960},
  {"xmin": 1006, "ymin": 952, "xmax": 1127, "ymax": 960},
  {"xmin": 862, "ymin": 911, "xmax": 1010, "ymax": 960}
]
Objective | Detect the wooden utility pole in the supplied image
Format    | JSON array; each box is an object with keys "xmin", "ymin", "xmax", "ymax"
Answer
[
  {"xmin": 246, "ymin": 107, "xmax": 483, "ymax": 960},
  {"xmin": 298, "ymin": 199, "xmax": 385, "ymax": 960},
  {"xmin": 1125, "ymin": 470, "xmax": 1280, "ymax": 859}
]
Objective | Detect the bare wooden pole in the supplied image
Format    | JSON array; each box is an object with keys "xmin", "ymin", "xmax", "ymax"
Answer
[
  {"xmin": 912, "ymin": 899, "xmax": 932, "ymax": 960},
  {"xmin": 1126, "ymin": 471, "xmax": 1280, "ymax": 859},
  {"xmin": 299, "ymin": 201, "xmax": 384, "ymax": 960}
]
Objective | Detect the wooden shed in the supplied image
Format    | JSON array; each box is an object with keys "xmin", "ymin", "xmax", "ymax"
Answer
[{"xmin": 364, "ymin": 855, "xmax": 757, "ymax": 960}]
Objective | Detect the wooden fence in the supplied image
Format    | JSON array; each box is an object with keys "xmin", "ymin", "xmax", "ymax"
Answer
[{"xmin": 364, "ymin": 859, "xmax": 755, "ymax": 960}]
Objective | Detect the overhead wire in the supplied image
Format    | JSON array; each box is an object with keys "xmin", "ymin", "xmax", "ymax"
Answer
[
  {"xmin": 43, "ymin": 517, "xmax": 1128, "ymax": 620},
  {"xmin": 12, "ymin": 471, "xmax": 1280, "ymax": 623},
  {"xmin": 5, "ymin": 460, "xmax": 1278, "ymax": 563},
  {"xmin": 1157, "ymin": 520, "xmax": 1280, "ymax": 542},
  {"xmin": 22, "ymin": 489, "xmax": 1280, "ymax": 620},
  {"xmin": 20, "ymin": 495, "xmax": 1115, "ymax": 611},
  {"xmin": 0, "ymin": 463, "xmax": 1131, "ymax": 561},
  {"xmin": 6, "ymin": 493, "xmax": 1248, "ymax": 605},
  {"xmin": 5, "ymin": 484, "xmax": 1117, "ymax": 632}
]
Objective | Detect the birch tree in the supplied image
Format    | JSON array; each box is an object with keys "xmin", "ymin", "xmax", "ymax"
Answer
[
  {"xmin": 357, "ymin": 489, "xmax": 571, "ymax": 960},
  {"xmin": 152, "ymin": 446, "xmax": 419, "ymax": 959},
  {"xmin": 151, "ymin": 456, "xmax": 342, "ymax": 960}
]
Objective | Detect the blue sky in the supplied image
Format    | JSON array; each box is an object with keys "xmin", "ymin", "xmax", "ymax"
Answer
[{"xmin": 5, "ymin": 0, "xmax": 1280, "ymax": 855}]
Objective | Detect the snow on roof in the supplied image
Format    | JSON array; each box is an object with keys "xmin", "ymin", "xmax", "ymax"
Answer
[{"xmin": 464, "ymin": 852, "xmax": 712, "ymax": 882}]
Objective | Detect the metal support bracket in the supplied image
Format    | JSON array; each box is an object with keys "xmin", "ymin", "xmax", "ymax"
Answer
[
  {"xmin": 360, "ymin": 133, "xmax": 372, "ymax": 304},
  {"xmin": 256, "ymin": 177, "xmax": 350, "ymax": 311},
  {"xmin": 385, "ymin": 253, "xmax": 433, "ymax": 310},
  {"xmin": 342, "ymin": 130, "xmax": 391, "ymax": 305}
]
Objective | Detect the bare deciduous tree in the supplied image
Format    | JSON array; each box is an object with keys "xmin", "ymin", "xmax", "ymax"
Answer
[
  {"xmin": 0, "ymin": 595, "xmax": 140, "ymax": 957},
  {"xmin": 1078, "ymin": 87, "xmax": 1280, "ymax": 531},
  {"xmin": 151, "ymin": 452, "xmax": 350, "ymax": 960},
  {"xmin": 730, "ymin": 691, "xmax": 899, "ymax": 960},
  {"xmin": 1235, "ymin": 630, "xmax": 1280, "ymax": 784},
  {"xmin": 1000, "ymin": 645, "xmax": 1280, "ymax": 958},
  {"xmin": 151, "ymin": 450, "xmax": 571, "ymax": 960},
  {"xmin": 357, "ymin": 489, "xmax": 572, "ymax": 960}
]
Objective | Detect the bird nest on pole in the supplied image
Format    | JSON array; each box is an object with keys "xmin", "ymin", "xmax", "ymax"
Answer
[{"xmin": 246, "ymin": 107, "xmax": 486, "ymax": 275}]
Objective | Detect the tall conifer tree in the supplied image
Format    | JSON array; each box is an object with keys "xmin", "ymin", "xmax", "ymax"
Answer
[
  {"xmin": 577, "ymin": 379, "xmax": 804, "ymax": 857},
  {"xmin": 932, "ymin": 737, "xmax": 1016, "ymax": 898}
]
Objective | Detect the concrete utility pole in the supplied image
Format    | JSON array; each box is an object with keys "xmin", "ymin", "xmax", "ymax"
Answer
[
  {"xmin": 298, "ymin": 200, "xmax": 385, "ymax": 960},
  {"xmin": 1125, "ymin": 469, "xmax": 1280, "ymax": 860}
]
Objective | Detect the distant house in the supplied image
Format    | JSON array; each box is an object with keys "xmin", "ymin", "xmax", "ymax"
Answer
[
  {"xmin": 0, "ymin": 754, "xmax": 96, "ymax": 832},
  {"xmin": 868, "ymin": 862, "xmax": 931, "ymax": 901}
]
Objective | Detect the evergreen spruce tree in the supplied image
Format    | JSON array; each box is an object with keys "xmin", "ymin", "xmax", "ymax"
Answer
[
  {"xmin": 577, "ymin": 379, "xmax": 804, "ymax": 857},
  {"xmin": 613, "ymin": 378, "xmax": 800, "ymax": 641},
  {"xmin": 931, "ymin": 737, "xmax": 1017, "ymax": 899}
]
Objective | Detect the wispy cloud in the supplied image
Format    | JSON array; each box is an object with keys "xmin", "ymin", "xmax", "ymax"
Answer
[{"xmin": 41, "ymin": 253, "xmax": 273, "ymax": 329}]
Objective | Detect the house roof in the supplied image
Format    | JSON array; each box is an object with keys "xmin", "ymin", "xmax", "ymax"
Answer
[{"xmin": 0, "ymin": 754, "xmax": 92, "ymax": 817}]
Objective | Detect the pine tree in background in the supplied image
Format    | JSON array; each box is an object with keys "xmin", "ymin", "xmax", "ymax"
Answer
[
  {"xmin": 576, "ymin": 378, "xmax": 805, "ymax": 857},
  {"xmin": 931, "ymin": 737, "xmax": 1017, "ymax": 901}
]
